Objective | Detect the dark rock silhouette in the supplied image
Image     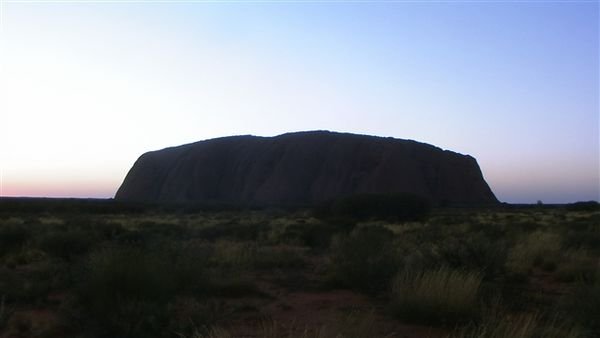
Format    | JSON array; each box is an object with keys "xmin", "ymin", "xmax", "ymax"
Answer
[{"xmin": 115, "ymin": 131, "xmax": 498, "ymax": 206}]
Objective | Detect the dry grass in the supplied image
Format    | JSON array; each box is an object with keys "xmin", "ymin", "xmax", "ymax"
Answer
[
  {"xmin": 183, "ymin": 311, "xmax": 386, "ymax": 338},
  {"xmin": 506, "ymin": 231, "xmax": 562, "ymax": 276},
  {"xmin": 451, "ymin": 313, "xmax": 585, "ymax": 338},
  {"xmin": 391, "ymin": 266, "xmax": 483, "ymax": 325}
]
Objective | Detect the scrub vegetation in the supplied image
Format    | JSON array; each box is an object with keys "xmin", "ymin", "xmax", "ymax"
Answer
[{"xmin": 0, "ymin": 198, "xmax": 598, "ymax": 337}]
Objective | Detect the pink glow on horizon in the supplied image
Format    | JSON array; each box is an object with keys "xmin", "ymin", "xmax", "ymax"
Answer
[{"xmin": 2, "ymin": 181, "xmax": 117, "ymax": 199}]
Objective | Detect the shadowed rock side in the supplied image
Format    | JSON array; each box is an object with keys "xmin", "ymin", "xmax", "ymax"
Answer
[{"xmin": 115, "ymin": 131, "xmax": 498, "ymax": 206}]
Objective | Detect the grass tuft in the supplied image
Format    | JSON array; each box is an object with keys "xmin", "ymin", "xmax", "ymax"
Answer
[
  {"xmin": 391, "ymin": 266, "xmax": 482, "ymax": 325},
  {"xmin": 451, "ymin": 313, "xmax": 585, "ymax": 338}
]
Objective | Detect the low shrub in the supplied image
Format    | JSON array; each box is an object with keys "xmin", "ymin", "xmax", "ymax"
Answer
[
  {"xmin": 453, "ymin": 313, "xmax": 538, "ymax": 338},
  {"xmin": 391, "ymin": 266, "xmax": 482, "ymax": 325},
  {"xmin": 0, "ymin": 266, "xmax": 57, "ymax": 303},
  {"xmin": 93, "ymin": 221, "xmax": 127, "ymax": 241},
  {"xmin": 505, "ymin": 231, "xmax": 562, "ymax": 277},
  {"xmin": 167, "ymin": 298, "xmax": 227, "ymax": 336},
  {"xmin": 258, "ymin": 310, "xmax": 378, "ymax": 338},
  {"xmin": 555, "ymin": 250, "xmax": 598, "ymax": 283},
  {"xmin": 183, "ymin": 326, "xmax": 232, "ymax": 338},
  {"xmin": 437, "ymin": 233, "xmax": 507, "ymax": 279},
  {"xmin": 136, "ymin": 221, "xmax": 192, "ymax": 240},
  {"xmin": 77, "ymin": 246, "xmax": 209, "ymax": 337},
  {"xmin": 328, "ymin": 226, "xmax": 398, "ymax": 293},
  {"xmin": 279, "ymin": 222, "xmax": 340, "ymax": 248},
  {"xmin": 318, "ymin": 193, "xmax": 431, "ymax": 222},
  {"xmin": 318, "ymin": 310, "xmax": 378, "ymax": 338},
  {"xmin": 196, "ymin": 222, "xmax": 264, "ymax": 241},
  {"xmin": 452, "ymin": 313, "xmax": 584, "ymax": 338},
  {"xmin": 563, "ymin": 229, "xmax": 600, "ymax": 252},
  {"xmin": 3, "ymin": 248, "xmax": 46, "ymax": 268},
  {"xmin": 467, "ymin": 221, "xmax": 507, "ymax": 240},
  {"xmin": 0, "ymin": 295, "xmax": 13, "ymax": 331},
  {"xmin": 79, "ymin": 247, "xmax": 175, "ymax": 304},
  {"xmin": 560, "ymin": 279, "xmax": 600, "ymax": 334},
  {"xmin": 171, "ymin": 248, "xmax": 212, "ymax": 295},
  {"xmin": 38, "ymin": 230, "xmax": 95, "ymax": 261},
  {"xmin": 0, "ymin": 224, "xmax": 31, "ymax": 255},
  {"xmin": 254, "ymin": 246, "xmax": 306, "ymax": 269},
  {"xmin": 210, "ymin": 241, "xmax": 257, "ymax": 269},
  {"xmin": 206, "ymin": 272, "xmax": 262, "ymax": 298}
]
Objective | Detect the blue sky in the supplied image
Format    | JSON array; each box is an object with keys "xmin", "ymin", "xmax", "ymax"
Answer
[{"xmin": 0, "ymin": 0, "xmax": 598, "ymax": 203}]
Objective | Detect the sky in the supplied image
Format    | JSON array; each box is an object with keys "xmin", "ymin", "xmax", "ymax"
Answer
[{"xmin": 0, "ymin": 0, "xmax": 598, "ymax": 203}]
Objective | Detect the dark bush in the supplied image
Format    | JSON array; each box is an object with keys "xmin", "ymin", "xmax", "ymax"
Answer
[
  {"xmin": 136, "ymin": 222, "xmax": 191, "ymax": 240},
  {"xmin": 170, "ymin": 244, "xmax": 212, "ymax": 294},
  {"xmin": 206, "ymin": 274, "xmax": 262, "ymax": 298},
  {"xmin": 79, "ymin": 248, "xmax": 172, "ymax": 337},
  {"xmin": 512, "ymin": 221, "xmax": 541, "ymax": 232},
  {"xmin": 329, "ymin": 226, "xmax": 398, "ymax": 293},
  {"xmin": 93, "ymin": 221, "xmax": 127, "ymax": 240},
  {"xmin": 280, "ymin": 222, "xmax": 340, "ymax": 248},
  {"xmin": 467, "ymin": 221, "xmax": 507, "ymax": 239},
  {"xmin": 116, "ymin": 229, "xmax": 152, "ymax": 246},
  {"xmin": 0, "ymin": 224, "xmax": 31, "ymax": 255},
  {"xmin": 437, "ymin": 233, "xmax": 507, "ymax": 279},
  {"xmin": 39, "ymin": 230, "xmax": 95, "ymax": 261},
  {"xmin": 196, "ymin": 221, "xmax": 264, "ymax": 241},
  {"xmin": 0, "ymin": 266, "xmax": 54, "ymax": 303},
  {"xmin": 0, "ymin": 267, "xmax": 23, "ymax": 301},
  {"xmin": 254, "ymin": 247, "xmax": 306, "ymax": 269},
  {"xmin": 115, "ymin": 224, "xmax": 190, "ymax": 248},
  {"xmin": 76, "ymin": 245, "xmax": 210, "ymax": 337},
  {"xmin": 80, "ymin": 248, "xmax": 175, "ymax": 305},
  {"xmin": 563, "ymin": 230, "xmax": 600, "ymax": 252},
  {"xmin": 560, "ymin": 280, "xmax": 600, "ymax": 334},
  {"xmin": 321, "ymin": 193, "xmax": 431, "ymax": 222}
]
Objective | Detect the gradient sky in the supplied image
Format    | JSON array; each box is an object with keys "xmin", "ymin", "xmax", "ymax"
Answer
[{"xmin": 0, "ymin": 0, "xmax": 598, "ymax": 203}]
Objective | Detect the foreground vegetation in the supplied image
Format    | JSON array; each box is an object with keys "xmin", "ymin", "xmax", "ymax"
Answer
[{"xmin": 0, "ymin": 198, "xmax": 598, "ymax": 337}]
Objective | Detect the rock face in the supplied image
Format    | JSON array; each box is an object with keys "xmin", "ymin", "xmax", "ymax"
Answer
[{"xmin": 115, "ymin": 131, "xmax": 498, "ymax": 206}]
